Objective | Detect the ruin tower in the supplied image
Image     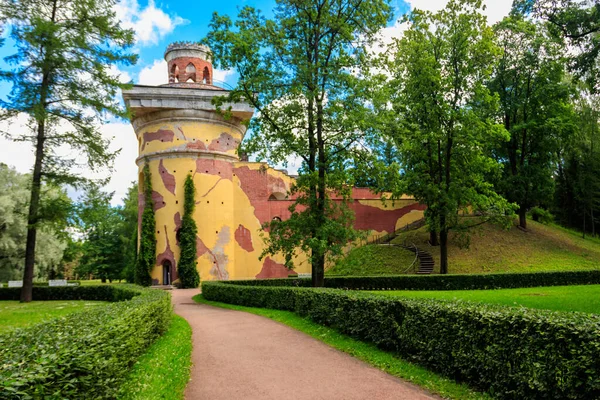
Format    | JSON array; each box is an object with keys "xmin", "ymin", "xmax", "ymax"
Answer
[{"xmin": 122, "ymin": 43, "xmax": 255, "ymax": 285}]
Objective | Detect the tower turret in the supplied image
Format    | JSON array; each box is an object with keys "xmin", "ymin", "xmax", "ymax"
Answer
[{"xmin": 165, "ymin": 42, "xmax": 214, "ymax": 85}]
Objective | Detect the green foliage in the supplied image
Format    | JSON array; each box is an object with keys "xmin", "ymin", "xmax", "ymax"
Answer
[
  {"xmin": 178, "ymin": 175, "xmax": 200, "ymax": 288},
  {"xmin": 489, "ymin": 15, "xmax": 576, "ymax": 228},
  {"xmin": 0, "ymin": 285, "xmax": 171, "ymax": 399},
  {"xmin": 136, "ymin": 165, "xmax": 155, "ymax": 286},
  {"xmin": 121, "ymin": 183, "xmax": 139, "ymax": 282},
  {"xmin": 119, "ymin": 315, "xmax": 192, "ymax": 400},
  {"xmin": 216, "ymin": 270, "xmax": 600, "ymax": 291},
  {"xmin": 515, "ymin": 0, "xmax": 600, "ymax": 91},
  {"xmin": 205, "ymin": 0, "xmax": 392, "ymax": 286},
  {"xmin": 380, "ymin": 0, "xmax": 515, "ymax": 273},
  {"xmin": 528, "ymin": 207, "xmax": 555, "ymax": 224},
  {"xmin": 75, "ymin": 185, "xmax": 127, "ymax": 282},
  {"xmin": 0, "ymin": 163, "xmax": 69, "ymax": 281},
  {"xmin": 202, "ymin": 280, "xmax": 600, "ymax": 399}
]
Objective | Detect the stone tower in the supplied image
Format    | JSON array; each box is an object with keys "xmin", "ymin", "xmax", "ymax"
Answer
[{"xmin": 122, "ymin": 43, "xmax": 255, "ymax": 285}]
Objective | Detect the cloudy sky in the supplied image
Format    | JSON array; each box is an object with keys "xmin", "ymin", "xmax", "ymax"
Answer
[{"xmin": 0, "ymin": 0, "xmax": 513, "ymax": 205}]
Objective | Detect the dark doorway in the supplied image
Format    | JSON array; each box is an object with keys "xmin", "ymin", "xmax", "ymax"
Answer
[{"xmin": 163, "ymin": 261, "xmax": 172, "ymax": 285}]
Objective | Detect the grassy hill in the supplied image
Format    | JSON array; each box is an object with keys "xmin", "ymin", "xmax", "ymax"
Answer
[
  {"xmin": 326, "ymin": 245, "xmax": 416, "ymax": 276},
  {"xmin": 330, "ymin": 219, "xmax": 600, "ymax": 275}
]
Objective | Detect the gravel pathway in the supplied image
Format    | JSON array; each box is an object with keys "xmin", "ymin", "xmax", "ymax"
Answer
[{"xmin": 172, "ymin": 288, "xmax": 437, "ymax": 400}]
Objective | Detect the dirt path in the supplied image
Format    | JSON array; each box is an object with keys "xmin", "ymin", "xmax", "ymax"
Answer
[{"xmin": 172, "ymin": 288, "xmax": 437, "ymax": 400}]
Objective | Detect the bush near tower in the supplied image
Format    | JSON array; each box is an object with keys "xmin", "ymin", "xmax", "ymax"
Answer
[
  {"xmin": 136, "ymin": 164, "xmax": 156, "ymax": 286},
  {"xmin": 178, "ymin": 175, "xmax": 200, "ymax": 288}
]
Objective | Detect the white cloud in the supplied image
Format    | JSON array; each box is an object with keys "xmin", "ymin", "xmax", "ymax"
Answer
[
  {"xmin": 212, "ymin": 69, "xmax": 235, "ymax": 86},
  {"xmin": 407, "ymin": 0, "xmax": 512, "ymax": 24},
  {"xmin": 138, "ymin": 59, "xmax": 167, "ymax": 85},
  {"xmin": 114, "ymin": 0, "xmax": 187, "ymax": 46},
  {"xmin": 108, "ymin": 65, "xmax": 132, "ymax": 84},
  {"xmin": 0, "ymin": 114, "xmax": 138, "ymax": 206}
]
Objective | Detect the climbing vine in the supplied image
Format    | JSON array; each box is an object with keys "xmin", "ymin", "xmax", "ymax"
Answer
[
  {"xmin": 178, "ymin": 174, "xmax": 200, "ymax": 288},
  {"xmin": 135, "ymin": 164, "xmax": 156, "ymax": 286}
]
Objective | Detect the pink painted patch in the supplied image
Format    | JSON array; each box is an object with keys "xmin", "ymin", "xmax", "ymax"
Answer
[
  {"xmin": 156, "ymin": 225, "xmax": 178, "ymax": 281},
  {"xmin": 152, "ymin": 191, "xmax": 166, "ymax": 211},
  {"xmin": 142, "ymin": 129, "xmax": 174, "ymax": 150},
  {"xmin": 159, "ymin": 160, "xmax": 176, "ymax": 195},
  {"xmin": 255, "ymin": 257, "xmax": 295, "ymax": 279},
  {"xmin": 234, "ymin": 224, "xmax": 254, "ymax": 252},
  {"xmin": 196, "ymin": 158, "xmax": 233, "ymax": 180},
  {"xmin": 196, "ymin": 236, "xmax": 209, "ymax": 257},
  {"xmin": 208, "ymin": 132, "xmax": 238, "ymax": 152}
]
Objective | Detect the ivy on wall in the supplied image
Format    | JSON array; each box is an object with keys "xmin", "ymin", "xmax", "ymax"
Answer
[
  {"xmin": 178, "ymin": 174, "xmax": 200, "ymax": 288},
  {"xmin": 135, "ymin": 164, "xmax": 156, "ymax": 286}
]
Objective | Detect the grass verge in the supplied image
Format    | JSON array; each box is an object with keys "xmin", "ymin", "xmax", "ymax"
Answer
[
  {"xmin": 0, "ymin": 300, "xmax": 105, "ymax": 333},
  {"xmin": 327, "ymin": 245, "xmax": 416, "ymax": 276},
  {"xmin": 193, "ymin": 294, "xmax": 489, "ymax": 400},
  {"xmin": 119, "ymin": 315, "xmax": 192, "ymax": 400},
  {"xmin": 370, "ymin": 284, "xmax": 600, "ymax": 314}
]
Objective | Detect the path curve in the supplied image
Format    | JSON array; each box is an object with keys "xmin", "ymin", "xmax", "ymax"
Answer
[{"xmin": 172, "ymin": 289, "xmax": 437, "ymax": 400}]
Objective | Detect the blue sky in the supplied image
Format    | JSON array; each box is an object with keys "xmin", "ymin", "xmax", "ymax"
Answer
[{"xmin": 0, "ymin": 0, "xmax": 511, "ymax": 204}]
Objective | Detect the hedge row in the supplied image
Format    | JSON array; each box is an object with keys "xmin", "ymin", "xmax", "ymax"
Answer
[
  {"xmin": 226, "ymin": 269, "xmax": 600, "ymax": 290},
  {"xmin": 0, "ymin": 285, "xmax": 172, "ymax": 399},
  {"xmin": 202, "ymin": 281, "xmax": 600, "ymax": 399}
]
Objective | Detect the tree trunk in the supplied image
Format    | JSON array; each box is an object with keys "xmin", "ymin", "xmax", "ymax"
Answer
[
  {"xmin": 518, "ymin": 207, "xmax": 527, "ymax": 230},
  {"xmin": 429, "ymin": 230, "xmax": 439, "ymax": 246},
  {"xmin": 312, "ymin": 254, "xmax": 325, "ymax": 287},
  {"xmin": 21, "ymin": 120, "xmax": 46, "ymax": 303},
  {"xmin": 439, "ymin": 228, "xmax": 448, "ymax": 274}
]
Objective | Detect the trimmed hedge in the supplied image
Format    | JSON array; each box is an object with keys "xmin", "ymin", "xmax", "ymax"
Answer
[
  {"xmin": 203, "ymin": 281, "xmax": 600, "ymax": 399},
  {"xmin": 0, "ymin": 285, "xmax": 171, "ymax": 399},
  {"xmin": 226, "ymin": 269, "xmax": 600, "ymax": 290}
]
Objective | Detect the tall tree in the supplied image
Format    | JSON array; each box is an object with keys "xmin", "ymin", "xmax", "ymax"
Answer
[
  {"xmin": 75, "ymin": 186, "xmax": 125, "ymax": 282},
  {"xmin": 382, "ymin": 0, "xmax": 514, "ymax": 273},
  {"xmin": 0, "ymin": 0, "xmax": 136, "ymax": 301},
  {"xmin": 489, "ymin": 16, "xmax": 576, "ymax": 229},
  {"xmin": 119, "ymin": 182, "xmax": 138, "ymax": 282},
  {"xmin": 0, "ymin": 163, "xmax": 68, "ymax": 281},
  {"xmin": 206, "ymin": 0, "xmax": 392, "ymax": 286},
  {"xmin": 514, "ymin": 0, "xmax": 600, "ymax": 91},
  {"xmin": 178, "ymin": 175, "xmax": 200, "ymax": 288}
]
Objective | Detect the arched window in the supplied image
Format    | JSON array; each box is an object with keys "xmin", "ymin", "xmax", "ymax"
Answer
[
  {"xmin": 185, "ymin": 63, "xmax": 196, "ymax": 73},
  {"xmin": 203, "ymin": 66, "xmax": 210, "ymax": 84},
  {"xmin": 170, "ymin": 64, "xmax": 179, "ymax": 83}
]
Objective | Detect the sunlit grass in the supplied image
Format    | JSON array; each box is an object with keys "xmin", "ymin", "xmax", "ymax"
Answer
[
  {"xmin": 371, "ymin": 284, "xmax": 600, "ymax": 314},
  {"xmin": 0, "ymin": 300, "xmax": 105, "ymax": 332},
  {"xmin": 119, "ymin": 315, "xmax": 192, "ymax": 400}
]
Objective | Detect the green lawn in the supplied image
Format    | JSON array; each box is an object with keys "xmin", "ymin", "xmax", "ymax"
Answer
[
  {"xmin": 193, "ymin": 294, "xmax": 489, "ymax": 400},
  {"xmin": 0, "ymin": 300, "xmax": 106, "ymax": 333},
  {"xmin": 327, "ymin": 245, "xmax": 416, "ymax": 275},
  {"xmin": 371, "ymin": 284, "xmax": 600, "ymax": 314},
  {"xmin": 119, "ymin": 315, "xmax": 192, "ymax": 400}
]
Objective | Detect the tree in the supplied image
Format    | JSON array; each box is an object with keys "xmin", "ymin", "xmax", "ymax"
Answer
[
  {"xmin": 0, "ymin": 0, "xmax": 136, "ymax": 301},
  {"xmin": 0, "ymin": 163, "xmax": 68, "ymax": 281},
  {"xmin": 382, "ymin": 0, "xmax": 514, "ymax": 273},
  {"xmin": 136, "ymin": 164, "xmax": 155, "ymax": 286},
  {"xmin": 514, "ymin": 0, "xmax": 600, "ymax": 91},
  {"xmin": 178, "ymin": 175, "xmax": 200, "ymax": 288},
  {"xmin": 119, "ymin": 182, "xmax": 139, "ymax": 282},
  {"xmin": 75, "ymin": 186, "xmax": 125, "ymax": 282},
  {"xmin": 488, "ymin": 15, "xmax": 576, "ymax": 229},
  {"xmin": 206, "ymin": 0, "xmax": 392, "ymax": 286}
]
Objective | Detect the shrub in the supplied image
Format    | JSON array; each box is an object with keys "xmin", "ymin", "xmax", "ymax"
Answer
[
  {"xmin": 222, "ymin": 269, "xmax": 600, "ymax": 291},
  {"xmin": 0, "ymin": 285, "xmax": 171, "ymax": 399},
  {"xmin": 136, "ymin": 163, "xmax": 156, "ymax": 286},
  {"xmin": 178, "ymin": 175, "xmax": 200, "ymax": 288},
  {"xmin": 202, "ymin": 281, "xmax": 600, "ymax": 399},
  {"xmin": 528, "ymin": 207, "xmax": 554, "ymax": 224}
]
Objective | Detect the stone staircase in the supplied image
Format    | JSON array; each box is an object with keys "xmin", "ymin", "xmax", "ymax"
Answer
[{"xmin": 397, "ymin": 243, "xmax": 435, "ymax": 274}]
